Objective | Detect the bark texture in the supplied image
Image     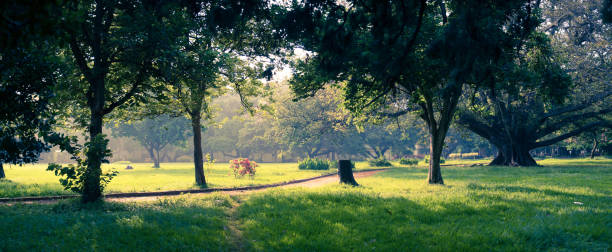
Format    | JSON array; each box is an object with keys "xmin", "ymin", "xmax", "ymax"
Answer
[{"xmin": 0, "ymin": 163, "xmax": 5, "ymax": 179}]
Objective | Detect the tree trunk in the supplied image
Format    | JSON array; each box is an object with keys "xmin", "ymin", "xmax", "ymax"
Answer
[
  {"xmin": 428, "ymin": 131, "xmax": 444, "ymax": 184},
  {"xmin": 0, "ymin": 163, "xmax": 5, "ymax": 179},
  {"xmin": 146, "ymin": 147, "xmax": 160, "ymax": 168},
  {"xmin": 338, "ymin": 160, "xmax": 358, "ymax": 186},
  {"xmin": 590, "ymin": 138, "xmax": 599, "ymax": 159},
  {"xmin": 489, "ymin": 143, "xmax": 538, "ymax": 166},
  {"xmin": 83, "ymin": 110, "xmax": 104, "ymax": 203},
  {"xmin": 191, "ymin": 115, "xmax": 207, "ymax": 187}
]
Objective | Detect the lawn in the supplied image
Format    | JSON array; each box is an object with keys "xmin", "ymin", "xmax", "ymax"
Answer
[
  {"xmin": 0, "ymin": 161, "xmax": 379, "ymax": 198},
  {"xmin": 0, "ymin": 158, "xmax": 610, "ymax": 251}
]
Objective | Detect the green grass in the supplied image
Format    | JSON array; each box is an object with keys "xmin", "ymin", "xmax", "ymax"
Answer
[
  {"xmin": 0, "ymin": 158, "xmax": 610, "ymax": 251},
  {"xmin": 0, "ymin": 161, "xmax": 382, "ymax": 198},
  {"xmin": 236, "ymin": 158, "xmax": 612, "ymax": 251},
  {"xmin": 1, "ymin": 162, "xmax": 344, "ymax": 198},
  {"xmin": 0, "ymin": 194, "xmax": 234, "ymax": 251}
]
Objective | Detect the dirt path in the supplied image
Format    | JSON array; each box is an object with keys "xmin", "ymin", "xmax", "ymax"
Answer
[{"xmin": 1, "ymin": 169, "xmax": 386, "ymax": 205}]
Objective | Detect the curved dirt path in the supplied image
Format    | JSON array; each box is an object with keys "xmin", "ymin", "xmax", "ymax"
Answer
[{"xmin": 1, "ymin": 169, "xmax": 386, "ymax": 204}]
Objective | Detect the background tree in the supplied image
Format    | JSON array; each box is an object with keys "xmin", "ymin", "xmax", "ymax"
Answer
[
  {"xmin": 285, "ymin": 0, "xmax": 541, "ymax": 184},
  {"xmin": 110, "ymin": 116, "xmax": 190, "ymax": 168},
  {"xmin": 456, "ymin": 0, "xmax": 612, "ymax": 166},
  {"xmin": 153, "ymin": 0, "xmax": 277, "ymax": 186}
]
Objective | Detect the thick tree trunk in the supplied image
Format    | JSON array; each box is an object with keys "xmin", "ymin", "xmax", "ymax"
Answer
[
  {"xmin": 0, "ymin": 163, "xmax": 5, "ymax": 179},
  {"xmin": 428, "ymin": 132, "xmax": 444, "ymax": 184},
  {"xmin": 489, "ymin": 143, "xmax": 538, "ymax": 166},
  {"xmin": 590, "ymin": 139, "xmax": 599, "ymax": 159},
  {"xmin": 338, "ymin": 160, "xmax": 358, "ymax": 186},
  {"xmin": 191, "ymin": 115, "xmax": 206, "ymax": 186},
  {"xmin": 82, "ymin": 110, "xmax": 104, "ymax": 203}
]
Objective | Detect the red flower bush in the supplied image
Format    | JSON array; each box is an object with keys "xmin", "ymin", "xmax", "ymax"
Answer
[{"xmin": 229, "ymin": 158, "xmax": 257, "ymax": 178}]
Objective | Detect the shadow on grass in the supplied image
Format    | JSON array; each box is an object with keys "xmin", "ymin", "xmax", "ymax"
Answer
[
  {"xmin": 236, "ymin": 187, "xmax": 611, "ymax": 251},
  {"xmin": 0, "ymin": 196, "xmax": 234, "ymax": 251}
]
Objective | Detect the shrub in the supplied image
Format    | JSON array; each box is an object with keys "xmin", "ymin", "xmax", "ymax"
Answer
[
  {"xmin": 424, "ymin": 156, "xmax": 445, "ymax": 164},
  {"xmin": 368, "ymin": 158, "xmax": 392, "ymax": 167},
  {"xmin": 47, "ymin": 135, "xmax": 119, "ymax": 194},
  {"xmin": 398, "ymin": 158, "xmax": 419, "ymax": 166},
  {"xmin": 298, "ymin": 158, "xmax": 331, "ymax": 170},
  {"xmin": 229, "ymin": 158, "xmax": 257, "ymax": 178}
]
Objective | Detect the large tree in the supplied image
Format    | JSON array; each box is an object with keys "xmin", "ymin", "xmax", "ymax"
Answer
[
  {"xmin": 456, "ymin": 0, "xmax": 612, "ymax": 166},
  {"xmin": 56, "ymin": 0, "xmax": 190, "ymax": 202},
  {"xmin": 285, "ymin": 0, "xmax": 541, "ymax": 184}
]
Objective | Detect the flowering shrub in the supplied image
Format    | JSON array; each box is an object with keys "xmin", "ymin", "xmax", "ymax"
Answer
[{"xmin": 229, "ymin": 158, "xmax": 257, "ymax": 178}]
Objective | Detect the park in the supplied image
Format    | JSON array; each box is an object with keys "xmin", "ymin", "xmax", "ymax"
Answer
[{"xmin": 1, "ymin": 0, "xmax": 611, "ymax": 251}]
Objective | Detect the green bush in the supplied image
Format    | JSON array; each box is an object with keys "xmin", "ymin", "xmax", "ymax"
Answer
[
  {"xmin": 368, "ymin": 158, "xmax": 392, "ymax": 167},
  {"xmin": 47, "ymin": 135, "xmax": 118, "ymax": 194},
  {"xmin": 398, "ymin": 158, "xmax": 419, "ymax": 166},
  {"xmin": 298, "ymin": 158, "xmax": 331, "ymax": 170},
  {"xmin": 424, "ymin": 156, "xmax": 445, "ymax": 164}
]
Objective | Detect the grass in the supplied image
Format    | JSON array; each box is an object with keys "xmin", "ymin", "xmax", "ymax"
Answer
[
  {"xmin": 1, "ymin": 162, "xmax": 349, "ymax": 198},
  {"xmin": 0, "ymin": 158, "xmax": 610, "ymax": 251},
  {"xmin": 236, "ymin": 158, "xmax": 612, "ymax": 251}
]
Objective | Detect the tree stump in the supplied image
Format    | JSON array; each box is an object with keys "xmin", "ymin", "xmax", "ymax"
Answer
[{"xmin": 338, "ymin": 160, "xmax": 358, "ymax": 186}]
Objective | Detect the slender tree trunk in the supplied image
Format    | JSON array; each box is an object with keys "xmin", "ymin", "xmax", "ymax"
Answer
[
  {"xmin": 191, "ymin": 114, "xmax": 206, "ymax": 186},
  {"xmin": 153, "ymin": 148, "xmax": 160, "ymax": 168},
  {"xmin": 146, "ymin": 147, "xmax": 160, "ymax": 168},
  {"xmin": 590, "ymin": 138, "xmax": 599, "ymax": 159},
  {"xmin": 0, "ymin": 163, "xmax": 5, "ymax": 179}
]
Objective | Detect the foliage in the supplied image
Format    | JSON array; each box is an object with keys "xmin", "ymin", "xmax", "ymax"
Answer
[
  {"xmin": 229, "ymin": 158, "xmax": 257, "ymax": 178},
  {"xmin": 297, "ymin": 158, "xmax": 331, "ymax": 170},
  {"xmin": 204, "ymin": 153, "xmax": 215, "ymax": 175},
  {"xmin": 286, "ymin": 0, "xmax": 544, "ymax": 184},
  {"xmin": 367, "ymin": 158, "xmax": 392, "ymax": 167},
  {"xmin": 110, "ymin": 116, "xmax": 190, "ymax": 168},
  {"xmin": 0, "ymin": 35, "xmax": 70, "ymax": 175},
  {"xmin": 424, "ymin": 156, "xmax": 445, "ymax": 164},
  {"xmin": 398, "ymin": 158, "xmax": 419, "ymax": 166},
  {"xmin": 47, "ymin": 135, "xmax": 118, "ymax": 194}
]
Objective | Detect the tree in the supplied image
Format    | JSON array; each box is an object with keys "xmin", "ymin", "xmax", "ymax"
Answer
[
  {"xmin": 456, "ymin": 0, "xmax": 612, "ymax": 166},
  {"xmin": 153, "ymin": 0, "xmax": 276, "ymax": 186},
  {"xmin": 285, "ymin": 0, "xmax": 541, "ymax": 184},
  {"xmin": 0, "ymin": 0, "xmax": 68, "ymax": 179},
  {"xmin": 273, "ymin": 87, "xmax": 348, "ymax": 159},
  {"xmin": 110, "ymin": 116, "xmax": 190, "ymax": 168},
  {"xmin": 56, "ymin": 0, "xmax": 190, "ymax": 202},
  {"xmin": 0, "ymin": 45, "xmax": 64, "ymax": 179}
]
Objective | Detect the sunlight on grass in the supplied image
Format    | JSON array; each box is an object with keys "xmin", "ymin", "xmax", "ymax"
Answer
[{"xmin": 0, "ymin": 162, "xmax": 340, "ymax": 197}]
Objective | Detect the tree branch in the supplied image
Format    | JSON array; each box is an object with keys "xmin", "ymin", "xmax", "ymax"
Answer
[{"xmin": 532, "ymin": 120, "xmax": 612, "ymax": 148}]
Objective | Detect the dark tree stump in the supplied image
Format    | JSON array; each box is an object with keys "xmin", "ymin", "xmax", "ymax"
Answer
[{"xmin": 338, "ymin": 160, "xmax": 358, "ymax": 186}]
